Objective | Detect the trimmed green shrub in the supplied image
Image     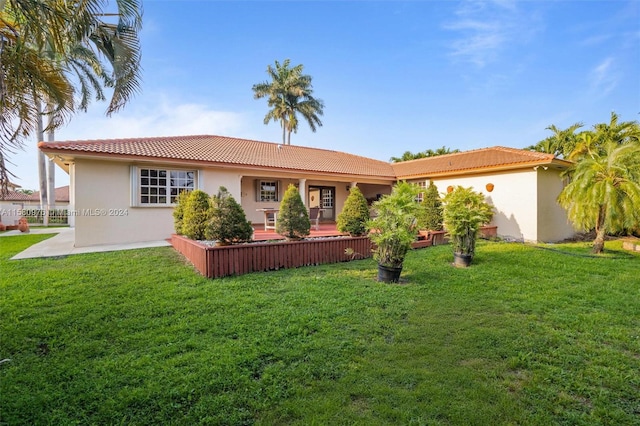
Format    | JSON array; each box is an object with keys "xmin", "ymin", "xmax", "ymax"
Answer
[
  {"xmin": 337, "ymin": 186, "xmax": 370, "ymax": 236},
  {"xmin": 276, "ymin": 184, "xmax": 310, "ymax": 240},
  {"xmin": 416, "ymin": 181, "xmax": 443, "ymax": 231},
  {"xmin": 182, "ymin": 190, "xmax": 212, "ymax": 240},
  {"xmin": 206, "ymin": 187, "xmax": 253, "ymax": 244},
  {"xmin": 172, "ymin": 190, "xmax": 190, "ymax": 235}
]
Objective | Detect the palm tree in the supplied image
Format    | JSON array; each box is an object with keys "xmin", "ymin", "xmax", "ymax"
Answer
[
  {"xmin": 252, "ymin": 59, "xmax": 324, "ymax": 145},
  {"xmin": 559, "ymin": 139, "xmax": 640, "ymax": 254},
  {"xmin": 567, "ymin": 112, "xmax": 640, "ymax": 163},
  {"xmin": 526, "ymin": 122, "xmax": 583, "ymax": 157},
  {"xmin": 390, "ymin": 146, "xmax": 459, "ymax": 162},
  {"xmin": 0, "ymin": 0, "xmax": 142, "ymax": 197}
]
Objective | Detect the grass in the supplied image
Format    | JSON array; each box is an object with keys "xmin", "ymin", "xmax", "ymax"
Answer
[{"xmin": 1, "ymin": 235, "xmax": 639, "ymax": 425}]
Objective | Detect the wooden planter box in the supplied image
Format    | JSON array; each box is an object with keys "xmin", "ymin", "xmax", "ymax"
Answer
[
  {"xmin": 479, "ymin": 225, "xmax": 498, "ymax": 239},
  {"xmin": 413, "ymin": 230, "xmax": 448, "ymax": 249},
  {"xmin": 171, "ymin": 234, "xmax": 373, "ymax": 279}
]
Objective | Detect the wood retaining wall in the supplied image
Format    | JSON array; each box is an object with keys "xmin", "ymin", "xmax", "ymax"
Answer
[{"xmin": 171, "ymin": 235, "xmax": 373, "ymax": 279}]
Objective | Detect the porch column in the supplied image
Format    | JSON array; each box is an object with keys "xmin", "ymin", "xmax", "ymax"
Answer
[
  {"xmin": 298, "ymin": 178, "xmax": 307, "ymax": 207},
  {"xmin": 350, "ymin": 181, "xmax": 358, "ymax": 190}
]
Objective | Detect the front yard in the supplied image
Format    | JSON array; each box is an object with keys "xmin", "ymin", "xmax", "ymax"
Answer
[{"xmin": 1, "ymin": 235, "xmax": 638, "ymax": 425}]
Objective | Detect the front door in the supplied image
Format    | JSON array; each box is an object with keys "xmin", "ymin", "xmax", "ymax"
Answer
[{"xmin": 308, "ymin": 186, "xmax": 335, "ymax": 221}]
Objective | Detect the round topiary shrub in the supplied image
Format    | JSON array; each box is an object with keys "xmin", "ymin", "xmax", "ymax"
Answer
[
  {"xmin": 276, "ymin": 184, "xmax": 310, "ymax": 240},
  {"xmin": 417, "ymin": 181, "xmax": 443, "ymax": 231},
  {"xmin": 337, "ymin": 186, "xmax": 370, "ymax": 236},
  {"xmin": 182, "ymin": 189, "xmax": 212, "ymax": 240},
  {"xmin": 205, "ymin": 186, "xmax": 253, "ymax": 244},
  {"xmin": 172, "ymin": 190, "xmax": 190, "ymax": 235}
]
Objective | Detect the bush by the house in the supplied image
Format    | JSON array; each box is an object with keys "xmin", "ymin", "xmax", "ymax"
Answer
[
  {"xmin": 276, "ymin": 184, "xmax": 310, "ymax": 240},
  {"xmin": 206, "ymin": 187, "xmax": 253, "ymax": 244},
  {"xmin": 182, "ymin": 190, "xmax": 212, "ymax": 240},
  {"xmin": 416, "ymin": 181, "xmax": 443, "ymax": 231},
  {"xmin": 337, "ymin": 186, "xmax": 370, "ymax": 236},
  {"xmin": 172, "ymin": 190, "xmax": 190, "ymax": 235}
]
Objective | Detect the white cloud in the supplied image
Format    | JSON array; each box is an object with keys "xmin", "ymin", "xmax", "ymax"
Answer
[
  {"xmin": 443, "ymin": 0, "xmax": 538, "ymax": 68},
  {"xmin": 56, "ymin": 98, "xmax": 246, "ymax": 140},
  {"xmin": 10, "ymin": 96, "xmax": 249, "ymax": 190},
  {"xmin": 589, "ymin": 57, "xmax": 619, "ymax": 97}
]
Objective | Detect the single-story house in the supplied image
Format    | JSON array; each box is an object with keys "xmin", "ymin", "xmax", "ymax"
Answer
[
  {"xmin": 0, "ymin": 186, "xmax": 70, "ymax": 226},
  {"xmin": 38, "ymin": 135, "xmax": 575, "ymax": 247}
]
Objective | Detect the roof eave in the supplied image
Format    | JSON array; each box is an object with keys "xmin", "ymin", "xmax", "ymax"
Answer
[{"xmin": 39, "ymin": 149, "xmax": 397, "ymax": 183}]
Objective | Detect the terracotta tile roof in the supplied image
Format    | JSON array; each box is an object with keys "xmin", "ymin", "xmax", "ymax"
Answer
[
  {"xmin": 1, "ymin": 190, "xmax": 33, "ymax": 201},
  {"xmin": 29, "ymin": 186, "xmax": 70, "ymax": 203},
  {"xmin": 392, "ymin": 146, "xmax": 570, "ymax": 178},
  {"xmin": 1, "ymin": 186, "xmax": 69, "ymax": 203},
  {"xmin": 39, "ymin": 135, "xmax": 397, "ymax": 179}
]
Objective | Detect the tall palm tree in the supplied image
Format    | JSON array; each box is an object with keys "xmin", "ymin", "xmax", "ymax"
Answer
[
  {"xmin": 559, "ymin": 139, "xmax": 640, "ymax": 254},
  {"xmin": 252, "ymin": 59, "xmax": 324, "ymax": 145}
]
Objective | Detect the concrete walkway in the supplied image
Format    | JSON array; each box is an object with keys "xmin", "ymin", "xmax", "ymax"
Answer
[{"xmin": 2, "ymin": 228, "xmax": 170, "ymax": 260}]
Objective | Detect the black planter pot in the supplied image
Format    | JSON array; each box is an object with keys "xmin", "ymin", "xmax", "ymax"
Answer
[
  {"xmin": 378, "ymin": 264, "xmax": 403, "ymax": 283},
  {"xmin": 453, "ymin": 252, "xmax": 473, "ymax": 267}
]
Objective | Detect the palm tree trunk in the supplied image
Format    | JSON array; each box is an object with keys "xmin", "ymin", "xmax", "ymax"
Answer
[
  {"xmin": 46, "ymin": 101, "xmax": 56, "ymax": 211},
  {"xmin": 592, "ymin": 205, "xmax": 607, "ymax": 254},
  {"xmin": 281, "ymin": 120, "xmax": 286, "ymax": 145},
  {"xmin": 35, "ymin": 98, "xmax": 49, "ymax": 226}
]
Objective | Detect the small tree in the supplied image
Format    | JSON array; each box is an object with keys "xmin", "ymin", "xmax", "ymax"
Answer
[
  {"xmin": 442, "ymin": 186, "xmax": 493, "ymax": 263},
  {"xmin": 276, "ymin": 184, "xmax": 310, "ymax": 240},
  {"xmin": 172, "ymin": 190, "xmax": 190, "ymax": 235},
  {"xmin": 182, "ymin": 190, "xmax": 211, "ymax": 240},
  {"xmin": 416, "ymin": 182, "xmax": 443, "ymax": 230},
  {"xmin": 367, "ymin": 182, "xmax": 420, "ymax": 270},
  {"xmin": 206, "ymin": 187, "xmax": 253, "ymax": 245},
  {"xmin": 337, "ymin": 186, "xmax": 370, "ymax": 236}
]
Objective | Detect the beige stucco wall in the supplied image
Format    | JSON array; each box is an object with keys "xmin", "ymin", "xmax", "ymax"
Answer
[
  {"xmin": 72, "ymin": 160, "xmax": 244, "ymax": 246},
  {"xmin": 424, "ymin": 170, "xmax": 540, "ymax": 242},
  {"xmin": 73, "ymin": 160, "xmax": 173, "ymax": 246},
  {"xmin": 536, "ymin": 168, "xmax": 575, "ymax": 242}
]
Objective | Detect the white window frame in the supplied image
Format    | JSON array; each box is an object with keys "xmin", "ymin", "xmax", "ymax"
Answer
[
  {"xmin": 131, "ymin": 166, "xmax": 199, "ymax": 207},
  {"xmin": 256, "ymin": 179, "xmax": 279, "ymax": 202},
  {"xmin": 415, "ymin": 180, "xmax": 427, "ymax": 203}
]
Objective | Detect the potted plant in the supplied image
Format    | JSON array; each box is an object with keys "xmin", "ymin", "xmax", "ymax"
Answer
[
  {"xmin": 442, "ymin": 186, "xmax": 493, "ymax": 267},
  {"xmin": 337, "ymin": 186, "xmax": 370, "ymax": 236},
  {"xmin": 276, "ymin": 184, "xmax": 310, "ymax": 240},
  {"xmin": 367, "ymin": 182, "xmax": 420, "ymax": 282},
  {"xmin": 206, "ymin": 186, "xmax": 253, "ymax": 245}
]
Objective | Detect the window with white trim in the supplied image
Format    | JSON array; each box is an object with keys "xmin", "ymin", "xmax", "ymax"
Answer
[
  {"xmin": 415, "ymin": 181, "xmax": 427, "ymax": 203},
  {"xmin": 321, "ymin": 188, "xmax": 334, "ymax": 208},
  {"xmin": 257, "ymin": 180, "xmax": 279, "ymax": 202},
  {"xmin": 139, "ymin": 168, "xmax": 195, "ymax": 205}
]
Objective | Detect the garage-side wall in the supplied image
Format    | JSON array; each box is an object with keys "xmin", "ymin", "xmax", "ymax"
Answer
[
  {"xmin": 428, "ymin": 170, "xmax": 539, "ymax": 242},
  {"xmin": 537, "ymin": 169, "xmax": 575, "ymax": 242}
]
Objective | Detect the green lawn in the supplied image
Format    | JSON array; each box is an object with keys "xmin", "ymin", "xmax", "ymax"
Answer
[{"xmin": 1, "ymin": 235, "xmax": 638, "ymax": 425}]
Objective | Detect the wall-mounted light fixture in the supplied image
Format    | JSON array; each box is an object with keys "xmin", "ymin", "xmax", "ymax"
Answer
[{"xmin": 486, "ymin": 183, "xmax": 494, "ymax": 192}]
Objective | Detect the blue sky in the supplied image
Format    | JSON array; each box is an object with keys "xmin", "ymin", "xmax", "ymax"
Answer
[{"xmin": 12, "ymin": 0, "xmax": 640, "ymax": 190}]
